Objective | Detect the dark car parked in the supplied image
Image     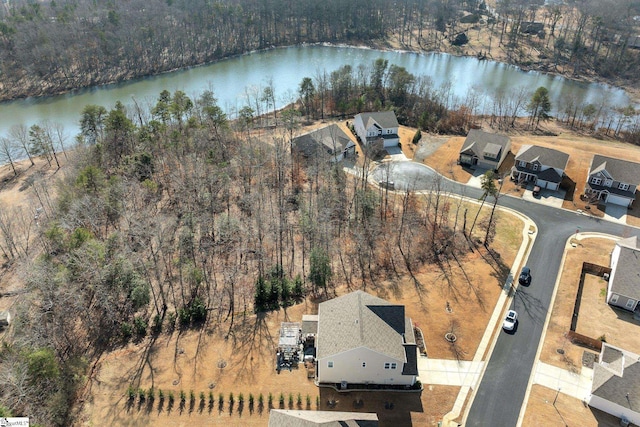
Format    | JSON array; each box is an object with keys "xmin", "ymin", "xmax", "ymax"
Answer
[{"xmin": 519, "ymin": 266, "xmax": 531, "ymax": 285}]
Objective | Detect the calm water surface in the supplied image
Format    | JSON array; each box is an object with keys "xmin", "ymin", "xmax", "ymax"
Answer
[{"xmin": 0, "ymin": 45, "xmax": 633, "ymax": 138}]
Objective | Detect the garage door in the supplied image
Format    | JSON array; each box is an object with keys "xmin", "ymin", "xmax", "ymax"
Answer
[
  {"xmin": 605, "ymin": 194, "xmax": 631, "ymax": 207},
  {"xmin": 536, "ymin": 180, "xmax": 559, "ymax": 190}
]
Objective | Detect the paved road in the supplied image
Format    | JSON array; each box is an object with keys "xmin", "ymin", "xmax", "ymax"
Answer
[{"xmin": 370, "ymin": 162, "xmax": 633, "ymax": 427}]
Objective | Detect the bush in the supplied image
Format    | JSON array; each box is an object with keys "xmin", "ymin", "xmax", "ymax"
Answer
[
  {"xmin": 152, "ymin": 314, "xmax": 162, "ymax": 333},
  {"xmin": 134, "ymin": 317, "xmax": 147, "ymax": 337},
  {"xmin": 127, "ymin": 385, "xmax": 136, "ymax": 401},
  {"xmin": 120, "ymin": 322, "xmax": 133, "ymax": 340},
  {"xmin": 180, "ymin": 390, "xmax": 186, "ymax": 404},
  {"xmin": 168, "ymin": 391, "xmax": 175, "ymax": 404},
  {"xmin": 412, "ymin": 129, "xmax": 422, "ymax": 145},
  {"xmin": 138, "ymin": 388, "xmax": 145, "ymax": 402},
  {"xmin": 452, "ymin": 33, "xmax": 469, "ymax": 46},
  {"xmin": 147, "ymin": 387, "xmax": 155, "ymax": 402},
  {"xmin": 158, "ymin": 389, "xmax": 164, "ymax": 401}
]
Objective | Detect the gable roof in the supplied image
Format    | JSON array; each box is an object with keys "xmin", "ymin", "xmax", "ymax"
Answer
[
  {"xmin": 590, "ymin": 155, "xmax": 640, "ymax": 185},
  {"xmin": 356, "ymin": 111, "xmax": 399, "ymax": 130},
  {"xmin": 592, "ymin": 344, "xmax": 640, "ymax": 411},
  {"xmin": 514, "ymin": 144, "xmax": 569, "ymax": 170},
  {"xmin": 293, "ymin": 124, "xmax": 353, "ymax": 157},
  {"xmin": 460, "ymin": 129, "xmax": 511, "ymax": 161},
  {"xmin": 610, "ymin": 235, "xmax": 640, "ymax": 299},
  {"xmin": 268, "ymin": 409, "xmax": 379, "ymax": 427},
  {"xmin": 317, "ymin": 291, "xmax": 414, "ymax": 363}
]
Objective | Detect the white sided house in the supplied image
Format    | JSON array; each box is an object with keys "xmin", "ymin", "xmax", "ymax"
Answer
[
  {"xmin": 585, "ymin": 155, "xmax": 640, "ymax": 207},
  {"xmin": 607, "ymin": 235, "xmax": 640, "ymax": 313},
  {"xmin": 510, "ymin": 145, "xmax": 569, "ymax": 191},
  {"xmin": 353, "ymin": 111, "xmax": 400, "ymax": 148},
  {"xmin": 315, "ymin": 290, "xmax": 418, "ymax": 388},
  {"xmin": 589, "ymin": 343, "xmax": 640, "ymax": 426}
]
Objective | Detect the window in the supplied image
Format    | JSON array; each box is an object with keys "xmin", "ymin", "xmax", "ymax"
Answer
[
  {"xmin": 591, "ymin": 177, "xmax": 602, "ymax": 185},
  {"xmin": 391, "ymin": 363, "xmax": 397, "ymax": 369},
  {"xmin": 610, "ymin": 294, "xmax": 619, "ymax": 304},
  {"xmin": 327, "ymin": 361, "xmax": 334, "ymax": 368},
  {"xmin": 532, "ymin": 163, "xmax": 539, "ymax": 171},
  {"xmin": 605, "ymin": 179, "xmax": 613, "ymax": 187},
  {"xmin": 384, "ymin": 363, "xmax": 390, "ymax": 369},
  {"xmin": 626, "ymin": 299, "xmax": 635, "ymax": 309},
  {"xmin": 619, "ymin": 183, "xmax": 630, "ymax": 191},
  {"xmin": 518, "ymin": 160, "xmax": 527, "ymax": 167},
  {"xmin": 362, "ymin": 362, "xmax": 366, "ymax": 368}
]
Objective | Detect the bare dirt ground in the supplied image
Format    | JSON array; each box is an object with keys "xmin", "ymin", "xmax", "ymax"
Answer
[
  {"xmin": 420, "ymin": 119, "xmax": 640, "ymax": 226},
  {"xmin": 80, "ymin": 184, "xmax": 524, "ymax": 427},
  {"xmin": 522, "ymin": 385, "xmax": 622, "ymax": 427}
]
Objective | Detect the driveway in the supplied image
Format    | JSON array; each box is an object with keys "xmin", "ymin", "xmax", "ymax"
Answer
[
  {"xmin": 603, "ymin": 204, "xmax": 628, "ymax": 224},
  {"xmin": 360, "ymin": 160, "xmax": 632, "ymax": 427},
  {"xmin": 521, "ymin": 187, "xmax": 566, "ymax": 209},
  {"xmin": 466, "ymin": 168, "xmax": 491, "ymax": 188}
]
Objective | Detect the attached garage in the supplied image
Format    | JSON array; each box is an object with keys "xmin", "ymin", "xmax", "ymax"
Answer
[
  {"xmin": 605, "ymin": 193, "xmax": 632, "ymax": 207},
  {"xmin": 536, "ymin": 180, "xmax": 559, "ymax": 191}
]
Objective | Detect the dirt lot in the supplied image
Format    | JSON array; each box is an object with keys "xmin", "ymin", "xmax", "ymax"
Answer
[
  {"xmin": 522, "ymin": 385, "xmax": 623, "ymax": 427},
  {"xmin": 420, "ymin": 121, "xmax": 640, "ymax": 227},
  {"xmin": 81, "ymin": 206, "xmax": 523, "ymax": 427}
]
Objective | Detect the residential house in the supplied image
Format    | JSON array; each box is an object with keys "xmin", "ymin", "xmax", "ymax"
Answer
[
  {"xmin": 353, "ymin": 112, "xmax": 400, "ymax": 148},
  {"xmin": 458, "ymin": 129, "xmax": 511, "ymax": 171},
  {"xmin": 510, "ymin": 145, "xmax": 569, "ymax": 191},
  {"xmin": 585, "ymin": 155, "xmax": 640, "ymax": 207},
  {"xmin": 315, "ymin": 290, "xmax": 418, "ymax": 387},
  {"xmin": 589, "ymin": 343, "xmax": 640, "ymax": 426},
  {"xmin": 268, "ymin": 409, "xmax": 378, "ymax": 427},
  {"xmin": 607, "ymin": 235, "xmax": 640, "ymax": 312},
  {"xmin": 292, "ymin": 124, "xmax": 355, "ymax": 162}
]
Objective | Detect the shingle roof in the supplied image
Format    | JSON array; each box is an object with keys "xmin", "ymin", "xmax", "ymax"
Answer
[
  {"xmin": 514, "ymin": 144, "xmax": 569, "ymax": 170},
  {"xmin": 293, "ymin": 124, "xmax": 353, "ymax": 157},
  {"xmin": 460, "ymin": 129, "xmax": 510, "ymax": 160},
  {"xmin": 357, "ymin": 111, "xmax": 399, "ymax": 130},
  {"xmin": 268, "ymin": 409, "xmax": 379, "ymax": 427},
  {"xmin": 536, "ymin": 167, "xmax": 563, "ymax": 183},
  {"xmin": 591, "ymin": 344, "xmax": 640, "ymax": 411},
  {"xmin": 610, "ymin": 235, "xmax": 640, "ymax": 299},
  {"xmin": 590, "ymin": 155, "xmax": 640, "ymax": 185},
  {"xmin": 317, "ymin": 291, "xmax": 414, "ymax": 362}
]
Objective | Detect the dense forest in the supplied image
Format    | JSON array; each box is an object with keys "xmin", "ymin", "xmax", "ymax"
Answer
[
  {"xmin": 0, "ymin": 65, "xmax": 510, "ymax": 424},
  {"xmin": 0, "ymin": 0, "xmax": 639, "ymax": 101}
]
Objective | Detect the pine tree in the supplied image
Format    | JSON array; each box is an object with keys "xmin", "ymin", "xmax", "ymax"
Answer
[{"xmin": 254, "ymin": 275, "xmax": 268, "ymax": 313}]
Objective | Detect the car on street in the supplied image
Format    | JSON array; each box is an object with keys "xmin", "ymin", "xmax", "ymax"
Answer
[
  {"xmin": 519, "ymin": 266, "xmax": 531, "ymax": 285},
  {"xmin": 503, "ymin": 310, "xmax": 518, "ymax": 331}
]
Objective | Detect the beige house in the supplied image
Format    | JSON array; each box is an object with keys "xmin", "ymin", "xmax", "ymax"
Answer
[
  {"xmin": 459, "ymin": 129, "xmax": 511, "ymax": 171},
  {"xmin": 315, "ymin": 290, "xmax": 418, "ymax": 387},
  {"xmin": 353, "ymin": 111, "xmax": 400, "ymax": 148},
  {"xmin": 607, "ymin": 235, "xmax": 640, "ymax": 313}
]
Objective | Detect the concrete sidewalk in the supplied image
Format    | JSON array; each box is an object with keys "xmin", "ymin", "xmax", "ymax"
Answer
[
  {"xmin": 417, "ymin": 358, "xmax": 484, "ymax": 387},
  {"xmin": 533, "ymin": 361, "xmax": 593, "ymax": 402}
]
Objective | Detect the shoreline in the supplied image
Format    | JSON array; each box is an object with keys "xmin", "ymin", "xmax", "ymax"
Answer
[{"xmin": 1, "ymin": 40, "xmax": 639, "ymax": 106}]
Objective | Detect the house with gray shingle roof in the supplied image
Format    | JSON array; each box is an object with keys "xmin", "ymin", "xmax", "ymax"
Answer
[
  {"xmin": 292, "ymin": 124, "xmax": 355, "ymax": 162},
  {"xmin": 589, "ymin": 343, "xmax": 640, "ymax": 426},
  {"xmin": 585, "ymin": 155, "xmax": 640, "ymax": 207},
  {"xmin": 607, "ymin": 235, "xmax": 640, "ymax": 312},
  {"xmin": 315, "ymin": 290, "xmax": 418, "ymax": 387},
  {"xmin": 268, "ymin": 409, "xmax": 379, "ymax": 427},
  {"xmin": 458, "ymin": 129, "xmax": 511, "ymax": 171},
  {"xmin": 353, "ymin": 112, "xmax": 400, "ymax": 148},
  {"xmin": 510, "ymin": 145, "xmax": 569, "ymax": 191}
]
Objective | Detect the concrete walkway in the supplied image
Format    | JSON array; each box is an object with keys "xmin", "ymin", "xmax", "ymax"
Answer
[
  {"xmin": 417, "ymin": 358, "xmax": 484, "ymax": 387},
  {"xmin": 532, "ymin": 362, "xmax": 593, "ymax": 402}
]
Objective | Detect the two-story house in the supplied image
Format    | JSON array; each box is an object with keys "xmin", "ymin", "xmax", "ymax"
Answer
[
  {"xmin": 607, "ymin": 235, "xmax": 640, "ymax": 313},
  {"xmin": 315, "ymin": 290, "xmax": 418, "ymax": 388},
  {"xmin": 585, "ymin": 155, "xmax": 640, "ymax": 207},
  {"xmin": 458, "ymin": 129, "xmax": 511, "ymax": 171},
  {"xmin": 510, "ymin": 145, "xmax": 569, "ymax": 191},
  {"xmin": 353, "ymin": 112, "xmax": 400, "ymax": 148}
]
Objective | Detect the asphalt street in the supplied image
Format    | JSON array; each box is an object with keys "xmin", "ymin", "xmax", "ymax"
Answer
[{"xmin": 371, "ymin": 162, "xmax": 633, "ymax": 427}]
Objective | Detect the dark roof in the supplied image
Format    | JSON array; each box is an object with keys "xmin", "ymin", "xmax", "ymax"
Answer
[
  {"xmin": 536, "ymin": 167, "xmax": 563, "ymax": 183},
  {"xmin": 610, "ymin": 236, "xmax": 640, "ymax": 299},
  {"xmin": 357, "ymin": 111, "xmax": 400, "ymax": 130},
  {"xmin": 515, "ymin": 145, "xmax": 569, "ymax": 170},
  {"xmin": 460, "ymin": 129, "xmax": 511, "ymax": 161},
  {"xmin": 268, "ymin": 409, "xmax": 379, "ymax": 427},
  {"xmin": 292, "ymin": 124, "xmax": 353, "ymax": 157},
  {"xmin": 301, "ymin": 314, "xmax": 318, "ymax": 336},
  {"xmin": 591, "ymin": 344, "xmax": 640, "ymax": 411},
  {"xmin": 317, "ymin": 291, "xmax": 415, "ymax": 364},
  {"xmin": 590, "ymin": 155, "xmax": 640, "ymax": 185}
]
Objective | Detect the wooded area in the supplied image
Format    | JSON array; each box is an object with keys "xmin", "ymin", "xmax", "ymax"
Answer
[{"xmin": 0, "ymin": 0, "xmax": 639, "ymax": 101}]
